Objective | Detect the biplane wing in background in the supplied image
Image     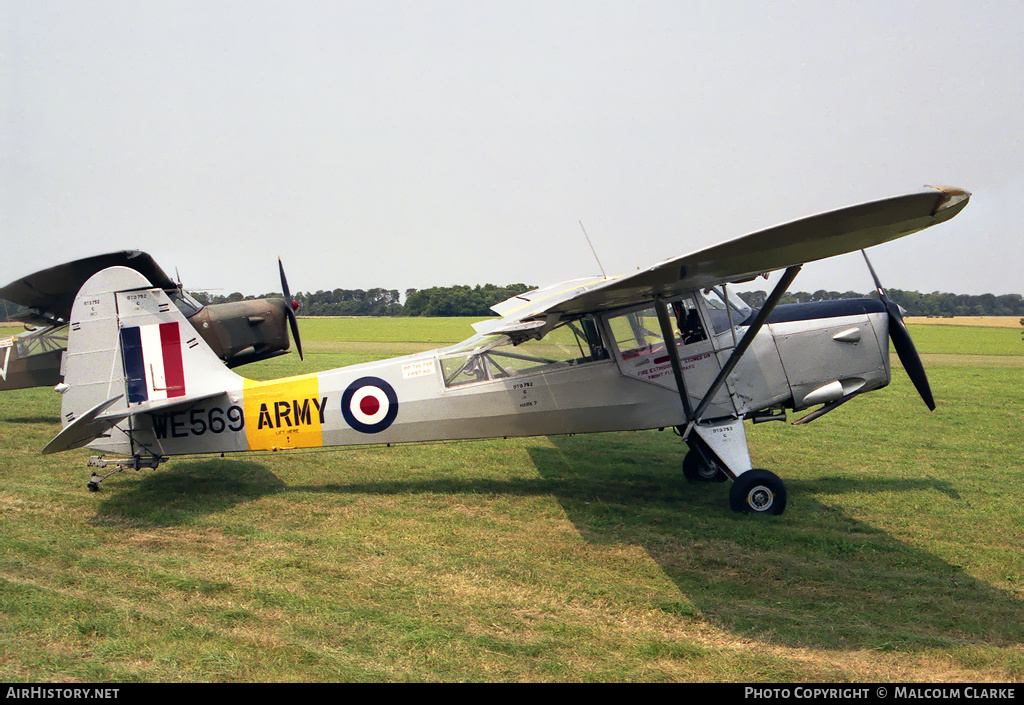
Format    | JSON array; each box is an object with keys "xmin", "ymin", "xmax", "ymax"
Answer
[
  {"xmin": 40, "ymin": 186, "xmax": 970, "ymax": 515},
  {"xmin": 0, "ymin": 251, "xmax": 304, "ymax": 391}
]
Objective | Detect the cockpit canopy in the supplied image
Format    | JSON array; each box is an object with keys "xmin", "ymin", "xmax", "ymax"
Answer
[{"xmin": 440, "ymin": 314, "xmax": 608, "ymax": 387}]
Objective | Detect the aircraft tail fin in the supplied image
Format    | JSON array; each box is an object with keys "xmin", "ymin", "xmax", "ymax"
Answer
[{"xmin": 50, "ymin": 266, "xmax": 243, "ymax": 454}]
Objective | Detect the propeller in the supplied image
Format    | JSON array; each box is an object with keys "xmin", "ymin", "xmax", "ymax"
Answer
[
  {"xmin": 278, "ymin": 257, "xmax": 303, "ymax": 361},
  {"xmin": 861, "ymin": 250, "xmax": 934, "ymax": 410}
]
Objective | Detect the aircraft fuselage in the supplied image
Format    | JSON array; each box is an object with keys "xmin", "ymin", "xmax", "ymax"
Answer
[{"xmin": 88, "ymin": 294, "xmax": 892, "ymax": 461}]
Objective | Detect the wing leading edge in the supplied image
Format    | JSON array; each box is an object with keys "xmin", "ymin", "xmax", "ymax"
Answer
[{"xmin": 489, "ymin": 186, "xmax": 969, "ymax": 324}]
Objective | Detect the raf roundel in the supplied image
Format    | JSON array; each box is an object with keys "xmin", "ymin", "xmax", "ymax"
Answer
[{"xmin": 341, "ymin": 376, "xmax": 399, "ymax": 434}]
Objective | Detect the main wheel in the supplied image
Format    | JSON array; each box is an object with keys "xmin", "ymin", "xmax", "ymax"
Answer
[
  {"xmin": 729, "ymin": 469, "xmax": 787, "ymax": 515},
  {"xmin": 682, "ymin": 449, "xmax": 728, "ymax": 483}
]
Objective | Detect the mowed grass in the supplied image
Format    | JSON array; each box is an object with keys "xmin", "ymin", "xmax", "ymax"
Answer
[{"xmin": 0, "ymin": 317, "xmax": 1021, "ymax": 682}]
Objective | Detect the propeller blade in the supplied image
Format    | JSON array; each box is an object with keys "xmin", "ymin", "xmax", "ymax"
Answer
[
  {"xmin": 885, "ymin": 296, "xmax": 934, "ymax": 410},
  {"xmin": 285, "ymin": 304, "xmax": 303, "ymax": 361},
  {"xmin": 862, "ymin": 249, "xmax": 886, "ymax": 298},
  {"xmin": 278, "ymin": 258, "xmax": 303, "ymax": 361},
  {"xmin": 278, "ymin": 257, "xmax": 294, "ymax": 303},
  {"xmin": 861, "ymin": 251, "xmax": 934, "ymax": 410}
]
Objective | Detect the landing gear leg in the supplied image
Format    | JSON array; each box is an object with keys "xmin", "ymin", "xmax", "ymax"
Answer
[{"xmin": 679, "ymin": 421, "xmax": 788, "ymax": 515}]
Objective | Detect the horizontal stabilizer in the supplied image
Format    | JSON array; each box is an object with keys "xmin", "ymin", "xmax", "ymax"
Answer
[
  {"xmin": 43, "ymin": 387, "xmax": 232, "ymax": 455},
  {"xmin": 43, "ymin": 396, "xmax": 127, "ymax": 455}
]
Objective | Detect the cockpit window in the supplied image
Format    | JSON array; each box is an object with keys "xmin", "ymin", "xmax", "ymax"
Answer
[
  {"xmin": 673, "ymin": 299, "xmax": 708, "ymax": 345},
  {"xmin": 607, "ymin": 306, "xmax": 665, "ymax": 359},
  {"xmin": 699, "ymin": 287, "xmax": 753, "ymax": 335},
  {"xmin": 607, "ymin": 297, "xmax": 710, "ymax": 359},
  {"xmin": 440, "ymin": 315, "xmax": 608, "ymax": 387}
]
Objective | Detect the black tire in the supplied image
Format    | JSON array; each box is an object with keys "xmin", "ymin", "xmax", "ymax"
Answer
[
  {"xmin": 682, "ymin": 449, "xmax": 728, "ymax": 483},
  {"xmin": 729, "ymin": 469, "xmax": 787, "ymax": 515}
]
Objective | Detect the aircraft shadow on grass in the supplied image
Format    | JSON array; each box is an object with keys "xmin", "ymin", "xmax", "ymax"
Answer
[
  {"xmin": 89, "ymin": 448, "xmax": 629, "ymax": 527},
  {"xmin": 91, "ymin": 459, "xmax": 285, "ymax": 527},
  {"xmin": 527, "ymin": 434, "xmax": 1024, "ymax": 655},
  {"xmin": 6, "ymin": 415, "xmax": 62, "ymax": 425},
  {"xmin": 90, "ymin": 439, "xmax": 1021, "ymax": 656}
]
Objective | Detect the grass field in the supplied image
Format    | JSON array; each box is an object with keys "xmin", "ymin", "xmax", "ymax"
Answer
[
  {"xmin": 0, "ymin": 317, "xmax": 1021, "ymax": 682},
  {"xmin": 905, "ymin": 316, "xmax": 1022, "ymax": 328}
]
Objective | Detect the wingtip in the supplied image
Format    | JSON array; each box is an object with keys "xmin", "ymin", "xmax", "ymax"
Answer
[{"xmin": 925, "ymin": 185, "xmax": 971, "ymax": 213}]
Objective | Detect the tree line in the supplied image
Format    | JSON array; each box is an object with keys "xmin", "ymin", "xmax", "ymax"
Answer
[
  {"xmin": 188, "ymin": 283, "xmax": 534, "ymax": 318},
  {"xmin": 191, "ymin": 285, "xmax": 1024, "ymax": 319},
  {"xmin": 735, "ymin": 289, "xmax": 1024, "ymax": 317},
  {"xmin": 3, "ymin": 285, "xmax": 1023, "ymax": 322}
]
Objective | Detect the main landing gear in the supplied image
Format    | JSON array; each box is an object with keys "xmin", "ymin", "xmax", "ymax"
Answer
[{"xmin": 683, "ymin": 439, "xmax": 787, "ymax": 516}]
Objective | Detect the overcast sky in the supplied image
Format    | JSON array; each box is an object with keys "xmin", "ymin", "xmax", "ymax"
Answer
[{"xmin": 3, "ymin": 1, "xmax": 1022, "ymax": 300}]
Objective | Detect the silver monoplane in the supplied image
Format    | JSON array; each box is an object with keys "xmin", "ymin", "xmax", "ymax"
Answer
[{"xmin": 41, "ymin": 186, "xmax": 970, "ymax": 515}]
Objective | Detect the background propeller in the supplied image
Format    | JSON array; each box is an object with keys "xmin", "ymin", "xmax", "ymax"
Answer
[
  {"xmin": 861, "ymin": 250, "xmax": 934, "ymax": 410},
  {"xmin": 278, "ymin": 257, "xmax": 303, "ymax": 361}
]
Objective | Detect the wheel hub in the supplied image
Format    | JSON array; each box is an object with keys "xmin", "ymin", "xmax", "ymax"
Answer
[
  {"xmin": 747, "ymin": 485, "xmax": 774, "ymax": 512},
  {"xmin": 699, "ymin": 464, "xmax": 719, "ymax": 480}
]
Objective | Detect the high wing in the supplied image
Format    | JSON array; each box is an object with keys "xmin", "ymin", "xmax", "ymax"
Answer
[
  {"xmin": 0, "ymin": 251, "xmax": 176, "ymax": 323},
  {"xmin": 486, "ymin": 186, "xmax": 970, "ymax": 327}
]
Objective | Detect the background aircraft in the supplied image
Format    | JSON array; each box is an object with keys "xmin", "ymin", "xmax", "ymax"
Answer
[
  {"xmin": 39, "ymin": 187, "xmax": 969, "ymax": 515},
  {"xmin": 0, "ymin": 251, "xmax": 303, "ymax": 391}
]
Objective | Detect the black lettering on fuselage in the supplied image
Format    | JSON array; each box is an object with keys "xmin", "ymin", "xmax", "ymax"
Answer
[
  {"xmin": 275, "ymin": 401, "xmax": 292, "ymax": 427},
  {"xmin": 150, "ymin": 397, "xmax": 328, "ymax": 439},
  {"xmin": 258, "ymin": 403, "xmax": 273, "ymax": 430},
  {"xmin": 294, "ymin": 398, "xmax": 311, "ymax": 426},
  {"xmin": 312, "ymin": 396, "xmax": 327, "ymax": 424},
  {"xmin": 256, "ymin": 396, "xmax": 328, "ymax": 431},
  {"xmin": 151, "ymin": 405, "xmax": 245, "ymax": 439}
]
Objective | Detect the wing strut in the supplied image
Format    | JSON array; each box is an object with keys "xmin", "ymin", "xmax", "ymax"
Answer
[
  {"xmin": 691, "ymin": 265, "xmax": 802, "ymax": 424},
  {"xmin": 654, "ymin": 298, "xmax": 694, "ymax": 420}
]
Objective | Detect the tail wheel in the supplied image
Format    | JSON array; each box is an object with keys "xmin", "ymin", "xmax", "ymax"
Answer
[{"xmin": 730, "ymin": 469, "xmax": 787, "ymax": 515}]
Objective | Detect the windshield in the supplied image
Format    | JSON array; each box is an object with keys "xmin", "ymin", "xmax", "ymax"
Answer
[{"xmin": 699, "ymin": 286, "xmax": 753, "ymax": 335}]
